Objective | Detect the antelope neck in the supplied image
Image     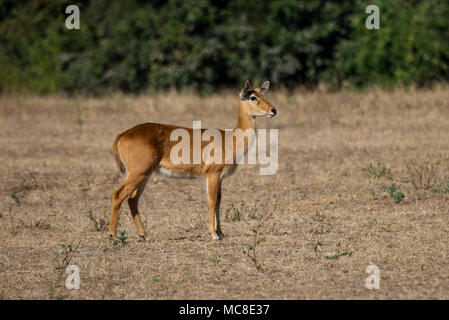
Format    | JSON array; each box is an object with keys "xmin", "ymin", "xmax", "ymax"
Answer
[{"xmin": 235, "ymin": 100, "xmax": 256, "ymax": 132}]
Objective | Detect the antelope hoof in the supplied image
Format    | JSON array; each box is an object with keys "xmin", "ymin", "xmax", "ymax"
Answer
[
  {"xmin": 211, "ymin": 233, "xmax": 220, "ymax": 241},
  {"xmin": 139, "ymin": 233, "xmax": 149, "ymax": 242},
  {"xmin": 109, "ymin": 233, "xmax": 117, "ymax": 241}
]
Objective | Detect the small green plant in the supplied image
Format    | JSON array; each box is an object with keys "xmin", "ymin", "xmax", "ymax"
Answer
[
  {"xmin": 114, "ymin": 230, "xmax": 129, "ymax": 247},
  {"xmin": 385, "ymin": 183, "xmax": 405, "ymax": 204},
  {"xmin": 247, "ymin": 206, "xmax": 260, "ymax": 220},
  {"xmin": 9, "ymin": 214, "xmax": 20, "ymax": 236},
  {"xmin": 310, "ymin": 224, "xmax": 332, "ymax": 235},
  {"xmin": 314, "ymin": 241, "xmax": 322, "ymax": 255},
  {"xmin": 380, "ymin": 223, "xmax": 392, "ymax": 233},
  {"xmin": 19, "ymin": 218, "xmax": 50, "ymax": 230},
  {"xmin": 429, "ymin": 176, "xmax": 449, "ymax": 194},
  {"xmin": 47, "ymin": 196, "xmax": 54, "ymax": 208},
  {"xmin": 326, "ymin": 251, "xmax": 352, "ymax": 259},
  {"xmin": 246, "ymin": 230, "xmax": 264, "ymax": 271},
  {"xmin": 312, "ymin": 211, "xmax": 325, "ymax": 222},
  {"xmin": 363, "ymin": 161, "xmax": 391, "ymax": 179},
  {"xmin": 325, "ymin": 243, "xmax": 353, "ymax": 259},
  {"xmin": 434, "ymin": 177, "xmax": 449, "ymax": 194},
  {"xmin": 11, "ymin": 179, "xmax": 33, "ymax": 205},
  {"xmin": 225, "ymin": 201, "xmax": 245, "ymax": 221},
  {"xmin": 71, "ymin": 104, "xmax": 83, "ymax": 128},
  {"xmin": 209, "ymin": 255, "xmax": 221, "ymax": 264},
  {"xmin": 244, "ymin": 212, "xmax": 272, "ymax": 271},
  {"xmin": 329, "ymin": 114, "xmax": 338, "ymax": 125},
  {"xmin": 55, "ymin": 241, "xmax": 81, "ymax": 271}
]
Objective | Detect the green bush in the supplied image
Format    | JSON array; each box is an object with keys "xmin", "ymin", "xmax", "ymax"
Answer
[
  {"xmin": 0, "ymin": 0, "xmax": 448, "ymax": 94},
  {"xmin": 326, "ymin": 0, "xmax": 449, "ymax": 88}
]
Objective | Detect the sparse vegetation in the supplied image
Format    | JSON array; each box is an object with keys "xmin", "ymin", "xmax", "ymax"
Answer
[
  {"xmin": 54, "ymin": 241, "xmax": 81, "ymax": 272},
  {"xmin": 369, "ymin": 218, "xmax": 392, "ymax": 233},
  {"xmin": 11, "ymin": 179, "xmax": 34, "ymax": 205},
  {"xmin": 380, "ymin": 223, "xmax": 392, "ymax": 233},
  {"xmin": 19, "ymin": 218, "xmax": 50, "ymax": 230},
  {"xmin": 114, "ymin": 230, "xmax": 129, "ymax": 247},
  {"xmin": 7, "ymin": 207, "xmax": 50, "ymax": 235},
  {"xmin": 87, "ymin": 210, "xmax": 108, "ymax": 232},
  {"xmin": 313, "ymin": 241, "xmax": 323, "ymax": 256},
  {"xmin": 385, "ymin": 183, "xmax": 405, "ymax": 204},
  {"xmin": 312, "ymin": 211, "xmax": 326, "ymax": 222},
  {"xmin": 298, "ymin": 121, "xmax": 306, "ymax": 128},
  {"xmin": 244, "ymin": 212, "xmax": 272, "ymax": 271},
  {"xmin": 225, "ymin": 201, "xmax": 245, "ymax": 222},
  {"xmin": 71, "ymin": 104, "xmax": 84, "ymax": 128},
  {"xmin": 325, "ymin": 243, "xmax": 353, "ymax": 260},
  {"xmin": 1, "ymin": 90, "xmax": 449, "ymax": 299},
  {"xmin": 405, "ymin": 159, "xmax": 440, "ymax": 190},
  {"xmin": 209, "ymin": 255, "xmax": 221, "ymax": 264},
  {"xmin": 362, "ymin": 161, "xmax": 392, "ymax": 179},
  {"xmin": 9, "ymin": 212, "xmax": 21, "ymax": 236}
]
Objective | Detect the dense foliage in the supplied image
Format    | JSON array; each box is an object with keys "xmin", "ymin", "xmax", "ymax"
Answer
[{"xmin": 0, "ymin": 0, "xmax": 448, "ymax": 94}]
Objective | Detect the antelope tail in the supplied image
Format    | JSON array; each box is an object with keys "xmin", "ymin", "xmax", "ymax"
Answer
[{"xmin": 112, "ymin": 134, "xmax": 126, "ymax": 174}]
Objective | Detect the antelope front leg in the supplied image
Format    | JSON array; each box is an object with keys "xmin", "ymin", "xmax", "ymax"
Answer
[
  {"xmin": 215, "ymin": 179, "xmax": 224, "ymax": 238},
  {"xmin": 206, "ymin": 174, "xmax": 222, "ymax": 240}
]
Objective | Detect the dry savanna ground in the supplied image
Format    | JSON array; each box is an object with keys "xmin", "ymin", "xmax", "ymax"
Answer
[{"xmin": 0, "ymin": 87, "xmax": 448, "ymax": 299}]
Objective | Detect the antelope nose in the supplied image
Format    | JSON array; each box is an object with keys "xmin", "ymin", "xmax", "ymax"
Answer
[{"xmin": 271, "ymin": 108, "xmax": 277, "ymax": 115}]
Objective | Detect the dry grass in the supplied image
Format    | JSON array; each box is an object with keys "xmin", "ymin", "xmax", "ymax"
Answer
[
  {"xmin": 0, "ymin": 86, "xmax": 449, "ymax": 299},
  {"xmin": 405, "ymin": 159, "xmax": 440, "ymax": 191}
]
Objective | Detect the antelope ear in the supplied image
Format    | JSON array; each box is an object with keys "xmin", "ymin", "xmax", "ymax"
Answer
[
  {"xmin": 239, "ymin": 80, "xmax": 251, "ymax": 100},
  {"xmin": 256, "ymin": 81, "xmax": 270, "ymax": 95}
]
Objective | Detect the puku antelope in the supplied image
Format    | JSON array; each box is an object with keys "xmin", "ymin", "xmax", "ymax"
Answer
[{"xmin": 109, "ymin": 80, "xmax": 277, "ymax": 241}]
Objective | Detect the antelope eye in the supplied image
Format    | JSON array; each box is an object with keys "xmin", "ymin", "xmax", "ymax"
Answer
[{"xmin": 250, "ymin": 96, "xmax": 257, "ymax": 101}]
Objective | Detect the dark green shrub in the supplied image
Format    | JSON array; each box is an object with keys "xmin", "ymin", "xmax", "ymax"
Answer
[{"xmin": 326, "ymin": 0, "xmax": 449, "ymax": 88}]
